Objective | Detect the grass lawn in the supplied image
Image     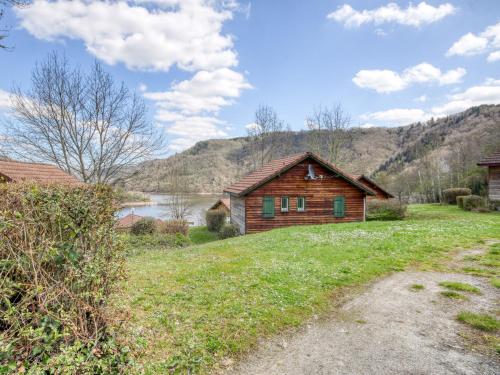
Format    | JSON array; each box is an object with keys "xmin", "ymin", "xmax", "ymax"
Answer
[
  {"xmin": 189, "ymin": 226, "xmax": 219, "ymax": 245},
  {"xmin": 120, "ymin": 204, "xmax": 500, "ymax": 374}
]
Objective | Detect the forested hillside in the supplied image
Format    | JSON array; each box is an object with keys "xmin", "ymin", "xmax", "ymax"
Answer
[{"xmin": 120, "ymin": 105, "xmax": 500, "ymax": 201}]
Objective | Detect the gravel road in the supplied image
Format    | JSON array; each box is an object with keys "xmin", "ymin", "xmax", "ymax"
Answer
[{"xmin": 225, "ymin": 248, "xmax": 499, "ymax": 375}]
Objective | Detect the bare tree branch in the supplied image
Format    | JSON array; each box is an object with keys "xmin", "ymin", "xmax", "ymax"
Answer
[
  {"xmin": 1, "ymin": 0, "xmax": 30, "ymax": 50},
  {"xmin": 4, "ymin": 52, "xmax": 164, "ymax": 183},
  {"xmin": 306, "ymin": 103, "xmax": 352, "ymax": 165},
  {"xmin": 247, "ymin": 104, "xmax": 286, "ymax": 169}
]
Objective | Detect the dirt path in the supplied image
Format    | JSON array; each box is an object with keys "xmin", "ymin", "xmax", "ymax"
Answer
[{"xmin": 226, "ymin": 247, "xmax": 499, "ymax": 375}]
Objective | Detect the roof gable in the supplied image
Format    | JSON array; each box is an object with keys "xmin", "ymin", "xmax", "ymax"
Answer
[
  {"xmin": 0, "ymin": 160, "xmax": 80, "ymax": 185},
  {"xmin": 224, "ymin": 152, "xmax": 375, "ymax": 196}
]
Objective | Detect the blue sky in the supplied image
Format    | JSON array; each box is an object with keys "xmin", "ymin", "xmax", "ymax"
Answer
[{"xmin": 1, "ymin": 0, "xmax": 499, "ymax": 153}]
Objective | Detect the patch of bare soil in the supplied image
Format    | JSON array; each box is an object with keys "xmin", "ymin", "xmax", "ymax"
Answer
[{"xmin": 225, "ymin": 246, "xmax": 499, "ymax": 375}]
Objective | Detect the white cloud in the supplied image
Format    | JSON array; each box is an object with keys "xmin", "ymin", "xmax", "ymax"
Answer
[
  {"xmin": 353, "ymin": 62, "xmax": 465, "ymax": 93},
  {"xmin": 360, "ymin": 108, "xmax": 430, "ymax": 126},
  {"xmin": 487, "ymin": 50, "xmax": 500, "ymax": 62},
  {"xmin": 360, "ymin": 78, "xmax": 500, "ymax": 127},
  {"xmin": 162, "ymin": 114, "xmax": 228, "ymax": 152},
  {"xmin": 145, "ymin": 68, "xmax": 251, "ymax": 151},
  {"xmin": 145, "ymin": 68, "xmax": 251, "ymax": 114},
  {"xmin": 447, "ymin": 22, "xmax": 500, "ymax": 60},
  {"xmin": 360, "ymin": 123, "xmax": 376, "ymax": 128},
  {"xmin": 431, "ymin": 78, "xmax": 500, "ymax": 116},
  {"xmin": 327, "ymin": 2, "xmax": 456, "ymax": 28},
  {"xmin": 0, "ymin": 90, "xmax": 11, "ymax": 109},
  {"xmin": 415, "ymin": 95, "xmax": 428, "ymax": 102},
  {"xmin": 447, "ymin": 33, "xmax": 488, "ymax": 56},
  {"xmin": 245, "ymin": 122, "xmax": 260, "ymax": 131},
  {"xmin": 16, "ymin": 0, "xmax": 238, "ymax": 72}
]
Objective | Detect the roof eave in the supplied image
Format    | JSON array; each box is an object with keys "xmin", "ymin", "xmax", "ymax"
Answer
[
  {"xmin": 360, "ymin": 175, "xmax": 394, "ymax": 198},
  {"xmin": 477, "ymin": 162, "xmax": 500, "ymax": 166}
]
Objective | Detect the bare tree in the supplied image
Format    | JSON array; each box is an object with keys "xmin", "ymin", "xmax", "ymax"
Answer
[
  {"xmin": 247, "ymin": 104, "xmax": 285, "ymax": 169},
  {"xmin": 4, "ymin": 52, "xmax": 163, "ymax": 183},
  {"xmin": 164, "ymin": 159, "xmax": 192, "ymax": 220},
  {"xmin": 1, "ymin": 1, "xmax": 30, "ymax": 50},
  {"xmin": 306, "ymin": 103, "xmax": 351, "ymax": 165}
]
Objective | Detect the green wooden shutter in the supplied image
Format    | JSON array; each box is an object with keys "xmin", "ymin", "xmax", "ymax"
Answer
[
  {"xmin": 262, "ymin": 196, "xmax": 275, "ymax": 218},
  {"xmin": 334, "ymin": 196, "xmax": 345, "ymax": 218}
]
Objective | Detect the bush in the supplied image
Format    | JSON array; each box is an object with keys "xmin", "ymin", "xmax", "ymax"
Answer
[
  {"xmin": 218, "ymin": 223, "xmax": 240, "ymax": 239},
  {"xmin": 206, "ymin": 209, "xmax": 226, "ymax": 232},
  {"xmin": 442, "ymin": 188, "xmax": 471, "ymax": 204},
  {"xmin": 158, "ymin": 219, "xmax": 189, "ymax": 236},
  {"xmin": 0, "ymin": 183, "xmax": 131, "ymax": 373},
  {"xmin": 462, "ymin": 195, "xmax": 486, "ymax": 211},
  {"xmin": 367, "ymin": 199, "xmax": 407, "ymax": 221},
  {"xmin": 456, "ymin": 195, "xmax": 468, "ymax": 209},
  {"xmin": 130, "ymin": 216, "xmax": 157, "ymax": 235}
]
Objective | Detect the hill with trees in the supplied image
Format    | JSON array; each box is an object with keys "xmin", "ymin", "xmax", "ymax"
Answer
[{"xmin": 119, "ymin": 104, "xmax": 500, "ymax": 202}]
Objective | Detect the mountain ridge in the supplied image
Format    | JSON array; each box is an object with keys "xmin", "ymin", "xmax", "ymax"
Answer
[{"xmin": 120, "ymin": 105, "xmax": 500, "ymax": 195}]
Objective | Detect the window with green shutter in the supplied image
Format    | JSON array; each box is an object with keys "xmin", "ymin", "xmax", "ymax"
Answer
[
  {"xmin": 333, "ymin": 196, "xmax": 345, "ymax": 218},
  {"xmin": 297, "ymin": 196, "xmax": 305, "ymax": 212},
  {"xmin": 262, "ymin": 196, "xmax": 275, "ymax": 218}
]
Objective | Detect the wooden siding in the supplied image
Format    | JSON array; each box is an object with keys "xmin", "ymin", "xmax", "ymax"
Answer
[
  {"xmin": 488, "ymin": 166, "xmax": 500, "ymax": 201},
  {"xmin": 244, "ymin": 159, "xmax": 366, "ymax": 234},
  {"xmin": 230, "ymin": 195, "xmax": 246, "ymax": 234}
]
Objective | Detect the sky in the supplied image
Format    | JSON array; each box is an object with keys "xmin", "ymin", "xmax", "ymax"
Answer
[{"xmin": 0, "ymin": 0, "xmax": 499, "ymax": 154}]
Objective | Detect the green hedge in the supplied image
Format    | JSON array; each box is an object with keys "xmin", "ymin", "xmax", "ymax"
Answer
[
  {"xmin": 206, "ymin": 210, "xmax": 226, "ymax": 232},
  {"xmin": 130, "ymin": 216, "xmax": 157, "ymax": 235},
  {"xmin": 0, "ymin": 183, "xmax": 131, "ymax": 373},
  {"xmin": 462, "ymin": 195, "xmax": 486, "ymax": 211},
  {"xmin": 367, "ymin": 199, "xmax": 407, "ymax": 221},
  {"xmin": 218, "ymin": 223, "xmax": 240, "ymax": 239},
  {"xmin": 442, "ymin": 188, "xmax": 471, "ymax": 204}
]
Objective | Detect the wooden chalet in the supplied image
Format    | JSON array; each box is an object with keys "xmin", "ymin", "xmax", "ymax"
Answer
[
  {"xmin": 0, "ymin": 160, "xmax": 80, "ymax": 185},
  {"xmin": 478, "ymin": 150, "xmax": 500, "ymax": 202},
  {"xmin": 224, "ymin": 152, "xmax": 392, "ymax": 234}
]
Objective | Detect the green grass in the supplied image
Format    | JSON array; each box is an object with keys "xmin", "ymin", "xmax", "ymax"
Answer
[
  {"xmin": 189, "ymin": 226, "xmax": 219, "ymax": 245},
  {"xmin": 440, "ymin": 291, "xmax": 468, "ymax": 300},
  {"xmin": 491, "ymin": 278, "xmax": 500, "ymax": 288},
  {"xmin": 457, "ymin": 312, "xmax": 500, "ymax": 332},
  {"xmin": 122, "ymin": 204, "xmax": 500, "ymax": 373},
  {"xmin": 439, "ymin": 281, "xmax": 481, "ymax": 294},
  {"xmin": 410, "ymin": 284, "xmax": 425, "ymax": 291}
]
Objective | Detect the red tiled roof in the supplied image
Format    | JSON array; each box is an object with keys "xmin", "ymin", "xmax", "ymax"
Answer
[
  {"xmin": 0, "ymin": 160, "xmax": 80, "ymax": 185},
  {"xmin": 224, "ymin": 152, "xmax": 375, "ymax": 196},
  {"xmin": 116, "ymin": 214, "xmax": 163, "ymax": 229},
  {"xmin": 478, "ymin": 151, "xmax": 500, "ymax": 166}
]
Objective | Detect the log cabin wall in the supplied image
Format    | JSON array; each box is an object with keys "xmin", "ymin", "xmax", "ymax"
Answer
[
  {"xmin": 244, "ymin": 159, "xmax": 366, "ymax": 234},
  {"xmin": 488, "ymin": 166, "xmax": 500, "ymax": 201},
  {"xmin": 230, "ymin": 195, "xmax": 246, "ymax": 234}
]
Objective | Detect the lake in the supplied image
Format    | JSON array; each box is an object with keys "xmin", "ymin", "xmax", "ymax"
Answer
[{"xmin": 117, "ymin": 194, "xmax": 222, "ymax": 225}]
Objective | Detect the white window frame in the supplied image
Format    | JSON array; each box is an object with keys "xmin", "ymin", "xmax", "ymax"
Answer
[
  {"xmin": 281, "ymin": 196, "xmax": 289, "ymax": 212},
  {"xmin": 297, "ymin": 196, "xmax": 305, "ymax": 212}
]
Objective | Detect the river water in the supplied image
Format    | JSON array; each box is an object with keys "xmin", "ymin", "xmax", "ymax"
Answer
[{"xmin": 117, "ymin": 194, "xmax": 222, "ymax": 225}]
